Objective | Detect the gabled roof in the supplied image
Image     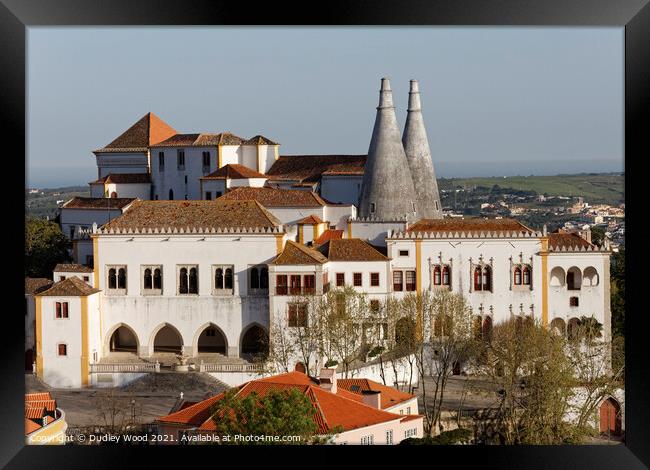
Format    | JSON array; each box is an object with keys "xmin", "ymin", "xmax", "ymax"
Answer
[
  {"xmin": 273, "ymin": 240, "xmax": 328, "ymax": 265},
  {"xmin": 406, "ymin": 218, "xmax": 535, "ymax": 235},
  {"xmin": 317, "ymin": 239, "xmax": 389, "ymax": 262},
  {"xmin": 218, "ymin": 187, "xmax": 327, "ymax": 207},
  {"xmin": 338, "ymin": 378, "xmax": 415, "ymax": 410},
  {"xmin": 314, "ymin": 229, "xmax": 343, "ymax": 245},
  {"xmin": 53, "ymin": 263, "xmax": 93, "ymax": 273},
  {"xmin": 153, "ymin": 132, "xmax": 245, "ymax": 147},
  {"xmin": 36, "ymin": 276, "xmax": 100, "ymax": 297},
  {"xmin": 548, "ymin": 232, "xmax": 595, "ymax": 250},
  {"xmin": 25, "ymin": 278, "xmax": 54, "ymax": 295},
  {"xmin": 100, "ymin": 199, "xmax": 281, "ymax": 232},
  {"xmin": 200, "ymin": 164, "xmax": 267, "ymax": 180},
  {"xmin": 242, "ymin": 135, "xmax": 278, "ymax": 145},
  {"xmin": 95, "ymin": 112, "xmax": 177, "ymax": 153},
  {"xmin": 61, "ymin": 197, "xmax": 136, "ymax": 210},
  {"xmin": 90, "ymin": 173, "xmax": 151, "ymax": 185},
  {"xmin": 267, "ymin": 155, "xmax": 366, "ymax": 183},
  {"xmin": 297, "ymin": 215, "xmax": 323, "ymax": 225},
  {"xmin": 157, "ymin": 371, "xmax": 406, "ymax": 434}
]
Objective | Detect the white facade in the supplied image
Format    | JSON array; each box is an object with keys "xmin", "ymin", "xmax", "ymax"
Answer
[
  {"xmin": 95, "ymin": 152, "xmax": 149, "ymax": 178},
  {"xmin": 320, "ymin": 174, "xmax": 363, "ymax": 205}
]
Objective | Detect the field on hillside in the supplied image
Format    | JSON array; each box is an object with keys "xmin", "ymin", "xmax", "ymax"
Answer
[
  {"xmin": 25, "ymin": 186, "xmax": 90, "ymax": 220},
  {"xmin": 438, "ymin": 173, "xmax": 624, "ymax": 205}
]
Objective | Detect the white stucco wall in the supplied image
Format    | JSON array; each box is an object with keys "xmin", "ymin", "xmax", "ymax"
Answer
[
  {"xmin": 320, "ymin": 175, "xmax": 363, "ymax": 205},
  {"xmin": 105, "ymin": 182, "xmax": 151, "ymax": 200},
  {"xmin": 60, "ymin": 208, "xmax": 127, "ymax": 240},
  {"xmin": 95, "ymin": 152, "xmax": 149, "ymax": 177}
]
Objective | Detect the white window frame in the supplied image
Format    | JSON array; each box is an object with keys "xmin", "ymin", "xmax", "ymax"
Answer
[
  {"xmin": 177, "ymin": 265, "xmax": 199, "ymax": 295},
  {"xmin": 212, "ymin": 264, "xmax": 234, "ymax": 296},
  {"xmin": 141, "ymin": 265, "xmax": 163, "ymax": 296},
  {"xmin": 106, "ymin": 265, "xmax": 128, "ymax": 295}
]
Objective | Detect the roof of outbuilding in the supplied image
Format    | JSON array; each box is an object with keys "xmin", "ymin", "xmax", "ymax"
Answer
[
  {"xmin": 36, "ymin": 276, "xmax": 100, "ymax": 297},
  {"xmin": 218, "ymin": 187, "xmax": 328, "ymax": 207},
  {"xmin": 153, "ymin": 132, "xmax": 245, "ymax": 147},
  {"xmin": 242, "ymin": 135, "xmax": 278, "ymax": 145},
  {"xmin": 25, "ymin": 278, "xmax": 54, "ymax": 295},
  {"xmin": 337, "ymin": 378, "xmax": 416, "ymax": 410},
  {"xmin": 316, "ymin": 239, "xmax": 389, "ymax": 262},
  {"xmin": 266, "ymin": 155, "xmax": 366, "ymax": 183},
  {"xmin": 297, "ymin": 215, "xmax": 324, "ymax": 225},
  {"xmin": 273, "ymin": 240, "xmax": 329, "ymax": 265},
  {"xmin": 61, "ymin": 197, "xmax": 136, "ymax": 210},
  {"xmin": 314, "ymin": 229, "xmax": 343, "ymax": 245},
  {"xmin": 100, "ymin": 199, "xmax": 281, "ymax": 232},
  {"xmin": 53, "ymin": 263, "xmax": 94, "ymax": 273},
  {"xmin": 94, "ymin": 112, "xmax": 177, "ymax": 153},
  {"xmin": 200, "ymin": 164, "xmax": 267, "ymax": 180},
  {"xmin": 548, "ymin": 232, "xmax": 595, "ymax": 250},
  {"xmin": 406, "ymin": 218, "xmax": 535, "ymax": 235},
  {"xmin": 90, "ymin": 173, "xmax": 151, "ymax": 185}
]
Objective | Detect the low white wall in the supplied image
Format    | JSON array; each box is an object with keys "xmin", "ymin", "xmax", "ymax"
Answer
[
  {"xmin": 207, "ymin": 371, "xmax": 268, "ymax": 387},
  {"xmin": 346, "ymin": 354, "xmax": 419, "ymax": 388}
]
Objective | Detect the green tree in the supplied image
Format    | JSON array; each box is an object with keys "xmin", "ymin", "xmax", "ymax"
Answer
[
  {"xmin": 210, "ymin": 388, "xmax": 319, "ymax": 444},
  {"xmin": 25, "ymin": 217, "xmax": 71, "ymax": 278}
]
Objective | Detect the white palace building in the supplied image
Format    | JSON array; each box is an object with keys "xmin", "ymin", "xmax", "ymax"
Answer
[{"xmin": 25, "ymin": 79, "xmax": 612, "ymax": 389}]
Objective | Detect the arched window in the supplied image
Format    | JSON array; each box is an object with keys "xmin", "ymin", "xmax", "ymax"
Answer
[
  {"xmin": 189, "ymin": 268, "xmax": 198, "ymax": 294},
  {"xmin": 442, "ymin": 266, "xmax": 450, "ymax": 286},
  {"xmin": 224, "ymin": 268, "xmax": 233, "ymax": 290},
  {"xmin": 179, "ymin": 268, "xmax": 188, "ymax": 294},
  {"xmin": 474, "ymin": 266, "xmax": 482, "ymax": 291},
  {"xmin": 514, "ymin": 266, "xmax": 522, "ymax": 285},
  {"xmin": 169, "ymin": 189, "xmax": 174, "ymax": 200},
  {"xmin": 215, "ymin": 268, "xmax": 224, "ymax": 289},
  {"xmin": 550, "ymin": 267, "xmax": 566, "ymax": 287},
  {"xmin": 583, "ymin": 267, "xmax": 599, "ymax": 287},
  {"xmin": 523, "ymin": 266, "xmax": 531, "ymax": 285},
  {"xmin": 260, "ymin": 268, "xmax": 269, "ymax": 289},
  {"xmin": 108, "ymin": 268, "xmax": 117, "ymax": 289},
  {"xmin": 433, "ymin": 266, "xmax": 441, "ymax": 286},
  {"xmin": 143, "ymin": 268, "xmax": 152, "ymax": 289},
  {"xmin": 250, "ymin": 267, "xmax": 259, "ymax": 289},
  {"xmin": 110, "ymin": 191, "xmax": 118, "ymax": 198},
  {"xmin": 153, "ymin": 268, "xmax": 162, "ymax": 289},
  {"xmin": 118, "ymin": 268, "xmax": 127, "ymax": 289},
  {"xmin": 482, "ymin": 266, "xmax": 491, "ymax": 291},
  {"xmin": 567, "ymin": 267, "xmax": 582, "ymax": 290}
]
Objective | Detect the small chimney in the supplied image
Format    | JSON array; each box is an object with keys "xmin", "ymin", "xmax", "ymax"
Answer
[
  {"xmin": 318, "ymin": 367, "xmax": 337, "ymax": 394},
  {"xmin": 361, "ymin": 390, "xmax": 382, "ymax": 409}
]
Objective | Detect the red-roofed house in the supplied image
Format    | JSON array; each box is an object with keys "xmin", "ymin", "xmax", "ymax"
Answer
[
  {"xmin": 25, "ymin": 392, "xmax": 67, "ymax": 445},
  {"xmin": 156, "ymin": 370, "xmax": 422, "ymax": 444}
]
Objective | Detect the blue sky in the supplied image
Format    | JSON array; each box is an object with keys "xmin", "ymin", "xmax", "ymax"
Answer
[{"xmin": 27, "ymin": 27, "xmax": 624, "ymax": 188}]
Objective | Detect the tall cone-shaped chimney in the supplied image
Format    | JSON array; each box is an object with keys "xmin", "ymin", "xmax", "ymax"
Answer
[
  {"xmin": 402, "ymin": 79, "xmax": 443, "ymax": 219},
  {"xmin": 358, "ymin": 78, "xmax": 419, "ymax": 221}
]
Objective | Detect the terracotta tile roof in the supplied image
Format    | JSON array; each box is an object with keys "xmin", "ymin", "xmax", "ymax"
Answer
[
  {"xmin": 36, "ymin": 276, "xmax": 101, "ymax": 297},
  {"xmin": 26, "ymin": 392, "xmax": 54, "ymax": 402},
  {"xmin": 157, "ymin": 371, "xmax": 404, "ymax": 434},
  {"xmin": 548, "ymin": 232, "xmax": 595, "ymax": 250},
  {"xmin": 407, "ymin": 218, "xmax": 535, "ymax": 235},
  {"xmin": 26, "ymin": 400, "xmax": 56, "ymax": 413},
  {"xmin": 90, "ymin": 173, "xmax": 151, "ymax": 185},
  {"xmin": 25, "ymin": 278, "xmax": 54, "ymax": 295},
  {"xmin": 317, "ymin": 239, "xmax": 389, "ymax": 262},
  {"xmin": 54, "ymin": 263, "xmax": 93, "ymax": 273},
  {"xmin": 321, "ymin": 162, "xmax": 366, "ymax": 176},
  {"xmin": 297, "ymin": 215, "xmax": 323, "ymax": 225},
  {"xmin": 25, "ymin": 406, "xmax": 46, "ymax": 420},
  {"xmin": 218, "ymin": 187, "xmax": 327, "ymax": 207},
  {"xmin": 242, "ymin": 135, "xmax": 278, "ymax": 145},
  {"xmin": 95, "ymin": 112, "xmax": 176, "ymax": 153},
  {"xmin": 273, "ymin": 240, "xmax": 328, "ymax": 265},
  {"xmin": 101, "ymin": 199, "xmax": 281, "ymax": 232},
  {"xmin": 338, "ymin": 379, "xmax": 415, "ymax": 410},
  {"xmin": 153, "ymin": 132, "xmax": 245, "ymax": 147},
  {"xmin": 25, "ymin": 418, "xmax": 42, "ymax": 435},
  {"xmin": 267, "ymin": 155, "xmax": 366, "ymax": 183},
  {"xmin": 400, "ymin": 414, "xmax": 424, "ymax": 423},
  {"xmin": 200, "ymin": 164, "xmax": 267, "ymax": 180},
  {"xmin": 61, "ymin": 197, "xmax": 136, "ymax": 210},
  {"xmin": 314, "ymin": 229, "xmax": 343, "ymax": 245}
]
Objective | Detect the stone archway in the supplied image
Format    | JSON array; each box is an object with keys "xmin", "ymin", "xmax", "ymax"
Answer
[
  {"xmin": 193, "ymin": 323, "xmax": 228, "ymax": 355},
  {"xmin": 240, "ymin": 324, "xmax": 269, "ymax": 358},
  {"xmin": 105, "ymin": 323, "xmax": 140, "ymax": 355},
  {"xmin": 151, "ymin": 323, "xmax": 183, "ymax": 353}
]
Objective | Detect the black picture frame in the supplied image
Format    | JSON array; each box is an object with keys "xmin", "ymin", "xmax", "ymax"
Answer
[{"xmin": 3, "ymin": 0, "xmax": 648, "ymax": 467}]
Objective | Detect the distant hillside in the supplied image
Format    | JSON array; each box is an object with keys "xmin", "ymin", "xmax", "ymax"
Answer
[
  {"xmin": 438, "ymin": 173, "xmax": 624, "ymax": 206},
  {"xmin": 25, "ymin": 186, "xmax": 90, "ymax": 220}
]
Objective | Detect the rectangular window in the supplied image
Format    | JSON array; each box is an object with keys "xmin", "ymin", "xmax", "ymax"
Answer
[
  {"xmin": 276, "ymin": 275, "xmax": 288, "ymax": 295},
  {"xmin": 370, "ymin": 202, "xmax": 376, "ymax": 214},
  {"xmin": 57, "ymin": 344, "xmax": 67, "ymax": 356},
  {"xmin": 361, "ymin": 435, "xmax": 374, "ymax": 445},
  {"xmin": 205, "ymin": 191, "xmax": 212, "ymax": 200},
  {"xmin": 353, "ymin": 273, "xmax": 362, "ymax": 287},
  {"xmin": 106, "ymin": 266, "xmax": 127, "ymax": 293},
  {"xmin": 158, "ymin": 152, "xmax": 165, "ymax": 171},
  {"xmin": 386, "ymin": 430, "xmax": 393, "ymax": 445},
  {"xmin": 288, "ymin": 303, "xmax": 308, "ymax": 327},
  {"xmin": 202, "ymin": 151, "xmax": 210, "ymax": 169},
  {"xmin": 405, "ymin": 271, "xmax": 416, "ymax": 291},
  {"xmin": 570, "ymin": 296, "xmax": 579, "ymax": 307},
  {"xmin": 399, "ymin": 250, "xmax": 409, "ymax": 257},
  {"xmin": 370, "ymin": 272, "xmax": 380, "ymax": 287},
  {"xmin": 290, "ymin": 275, "xmax": 302, "ymax": 295},
  {"xmin": 303, "ymin": 274, "xmax": 315, "ymax": 294},
  {"xmin": 178, "ymin": 265, "xmax": 199, "ymax": 295},
  {"xmin": 336, "ymin": 273, "xmax": 345, "ymax": 287},
  {"xmin": 55, "ymin": 302, "xmax": 69, "ymax": 319},
  {"xmin": 213, "ymin": 265, "xmax": 234, "ymax": 295},
  {"xmin": 83, "ymin": 276, "xmax": 90, "ymax": 283},
  {"xmin": 142, "ymin": 266, "xmax": 163, "ymax": 294},
  {"xmin": 177, "ymin": 150, "xmax": 185, "ymax": 170},
  {"xmin": 393, "ymin": 271, "xmax": 403, "ymax": 291}
]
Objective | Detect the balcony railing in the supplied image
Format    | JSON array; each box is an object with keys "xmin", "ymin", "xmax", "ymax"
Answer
[
  {"xmin": 90, "ymin": 363, "xmax": 159, "ymax": 373},
  {"xmin": 199, "ymin": 363, "xmax": 264, "ymax": 373}
]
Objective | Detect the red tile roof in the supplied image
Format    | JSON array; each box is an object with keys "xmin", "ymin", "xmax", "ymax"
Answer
[
  {"xmin": 548, "ymin": 232, "xmax": 595, "ymax": 250},
  {"xmin": 61, "ymin": 197, "xmax": 136, "ymax": 210},
  {"xmin": 267, "ymin": 155, "xmax": 366, "ymax": 183},
  {"xmin": 95, "ymin": 112, "xmax": 177, "ymax": 153},
  {"xmin": 26, "ymin": 392, "xmax": 54, "ymax": 402},
  {"xmin": 53, "ymin": 263, "xmax": 93, "ymax": 273},
  {"xmin": 242, "ymin": 135, "xmax": 278, "ymax": 145},
  {"xmin": 407, "ymin": 218, "xmax": 534, "ymax": 235},
  {"xmin": 218, "ymin": 187, "xmax": 327, "ymax": 207},
  {"xmin": 25, "ymin": 278, "xmax": 54, "ymax": 295},
  {"xmin": 101, "ymin": 199, "xmax": 281, "ymax": 232},
  {"xmin": 297, "ymin": 215, "xmax": 324, "ymax": 225},
  {"xmin": 36, "ymin": 277, "xmax": 101, "ymax": 297},
  {"xmin": 314, "ymin": 229, "xmax": 343, "ymax": 245},
  {"xmin": 25, "ymin": 418, "xmax": 41, "ymax": 435},
  {"xmin": 153, "ymin": 132, "xmax": 245, "ymax": 147},
  {"xmin": 273, "ymin": 240, "xmax": 328, "ymax": 265},
  {"xmin": 317, "ymin": 239, "xmax": 389, "ymax": 262},
  {"xmin": 25, "ymin": 406, "xmax": 46, "ymax": 420},
  {"xmin": 91, "ymin": 173, "xmax": 151, "ymax": 185},
  {"xmin": 337, "ymin": 379, "xmax": 415, "ymax": 410},
  {"xmin": 200, "ymin": 164, "xmax": 267, "ymax": 180},
  {"xmin": 157, "ymin": 371, "xmax": 404, "ymax": 434}
]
